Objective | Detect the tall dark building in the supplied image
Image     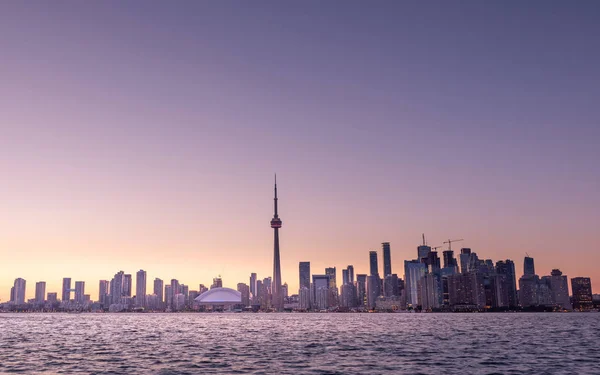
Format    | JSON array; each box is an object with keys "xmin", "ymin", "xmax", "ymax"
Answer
[
  {"xmin": 571, "ymin": 277, "xmax": 593, "ymax": 311},
  {"xmin": 153, "ymin": 278, "xmax": 164, "ymax": 305},
  {"xmin": 62, "ymin": 277, "xmax": 71, "ymax": 302},
  {"xmin": 342, "ymin": 269, "xmax": 349, "ymax": 285},
  {"xmin": 270, "ymin": 175, "xmax": 283, "ymax": 310},
  {"xmin": 325, "ymin": 267, "xmax": 337, "ymax": 290},
  {"xmin": 356, "ymin": 274, "xmax": 367, "ymax": 307},
  {"xmin": 347, "ymin": 265, "xmax": 354, "ymax": 285},
  {"xmin": 382, "ymin": 242, "xmax": 392, "ymax": 276},
  {"xmin": 443, "ymin": 250, "xmax": 457, "ymax": 270},
  {"xmin": 417, "ymin": 234, "xmax": 431, "ymax": 261},
  {"xmin": 495, "ymin": 260, "xmax": 518, "ymax": 307},
  {"xmin": 524, "ymin": 256, "xmax": 535, "ymax": 276},
  {"xmin": 369, "ymin": 251, "xmax": 379, "ymax": 276},
  {"xmin": 299, "ymin": 262, "xmax": 310, "ymax": 290}
]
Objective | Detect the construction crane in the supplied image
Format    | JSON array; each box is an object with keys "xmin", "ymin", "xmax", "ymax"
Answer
[
  {"xmin": 432, "ymin": 246, "xmax": 444, "ymax": 251},
  {"xmin": 443, "ymin": 238, "xmax": 464, "ymax": 251}
]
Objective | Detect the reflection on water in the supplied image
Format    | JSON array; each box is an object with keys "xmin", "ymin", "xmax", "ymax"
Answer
[{"xmin": 0, "ymin": 313, "xmax": 599, "ymax": 374}]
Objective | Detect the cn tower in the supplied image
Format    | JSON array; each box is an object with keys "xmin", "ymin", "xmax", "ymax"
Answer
[{"xmin": 270, "ymin": 174, "xmax": 283, "ymax": 310}]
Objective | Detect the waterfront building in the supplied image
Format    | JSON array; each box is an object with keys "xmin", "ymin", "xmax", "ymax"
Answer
[
  {"xmin": 417, "ymin": 236, "xmax": 431, "ymax": 261},
  {"xmin": 299, "ymin": 262, "xmax": 310, "ymax": 290},
  {"xmin": 340, "ymin": 284, "xmax": 357, "ymax": 308},
  {"xmin": 136, "ymin": 270, "xmax": 147, "ymax": 308},
  {"xmin": 47, "ymin": 292, "xmax": 58, "ymax": 303},
  {"xmin": 384, "ymin": 274, "xmax": 400, "ymax": 297},
  {"xmin": 548, "ymin": 269, "xmax": 571, "ymax": 310},
  {"xmin": 356, "ymin": 274, "xmax": 367, "ymax": 307},
  {"xmin": 420, "ymin": 272, "xmax": 442, "ymax": 310},
  {"xmin": 299, "ymin": 287, "xmax": 311, "ymax": 310},
  {"xmin": 35, "ymin": 281, "xmax": 46, "ymax": 304},
  {"xmin": 312, "ymin": 274, "xmax": 329, "ymax": 307},
  {"xmin": 369, "ymin": 251, "xmax": 379, "ymax": 276},
  {"xmin": 123, "ymin": 274, "xmax": 132, "ymax": 297},
  {"xmin": 571, "ymin": 277, "xmax": 593, "ymax": 311},
  {"xmin": 459, "ymin": 248, "xmax": 472, "ymax": 274},
  {"xmin": 524, "ymin": 256, "xmax": 535, "ymax": 276},
  {"xmin": 13, "ymin": 278, "xmax": 26, "ymax": 305},
  {"xmin": 382, "ymin": 242, "xmax": 392, "ymax": 276},
  {"xmin": 164, "ymin": 285, "xmax": 173, "ymax": 309},
  {"xmin": 74, "ymin": 281, "xmax": 85, "ymax": 304},
  {"xmin": 98, "ymin": 280, "xmax": 109, "ymax": 304},
  {"xmin": 448, "ymin": 272, "xmax": 486, "ymax": 310},
  {"xmin": 110, "ymin": 271, "xmax": 125, "ymax": 304},
  {"xmin": 62, "ymin": 278, "xmax": 71, "ymax": 302},
  {"xmin": 518, "ymin": 274, "xmax": 539, "ymax": 307},
  {"xmin": 347, "ymin": 265, "xmax": 354, "ymax": 285},
  {"xmin": 495, "ymin": 260, "xmax": 518, "ymax": 308},
  {"xmin": 237, "ymin": 283, "xmax": 250, "ymax": 306},
  {"xmin": 442, "ymin": 250, "xmax": 458, "ymax": 271},
  {"xmin": 249, "ymin": 273, "xmax": 257, "ymax": 300},
  {"xmin": 366, "ymin": 275, "xmax": 381, "ymax": 310},
  {"xmin": 153, "ymin": 278, "xmax": 164, "ymax": 306},
  {"xmin": 404, "ymin": 260, "xmax": 426, "ymax": 308}
]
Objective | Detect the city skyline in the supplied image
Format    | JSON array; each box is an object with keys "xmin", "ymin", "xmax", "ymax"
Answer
[{"xmin": 1, "ymin": 2, "xmax": 599, "ymax": 301}]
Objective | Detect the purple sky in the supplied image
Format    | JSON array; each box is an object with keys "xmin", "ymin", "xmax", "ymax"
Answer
[{"xmin": 1, "ymin": 1, "xmax": 599, "ymax": 300}]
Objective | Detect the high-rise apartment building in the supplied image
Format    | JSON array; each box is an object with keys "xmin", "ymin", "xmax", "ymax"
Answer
[
  {"xmin": 369, "ymin": 251, "xmax": 379, "ymax": 276},
  {"xmin": 299, "ymin": 262, "xmax": 310, "ymax": 290},
  {"xmin": 382, "ymin": 242, "xmax": 392, "ymax": 276},
  {"xmin": 153, "ymin": 278, "xmax": 164, "ymax": 305},
  {"xmin": 13, "ymin": 278, "xmax": 26, "ymax": 305},
  {"xmin": 74, "ymin": 281, "xmax": 85, "ymax": 304},
  {"xmin": 524, "ymin": 256, "xmax": 535, "ymax": 276},
  {"xmin": 571, "ymin": 277, "xmax": 593, "ymax": 311},
  {"xmin": 35, "ymin": 281, "xmax": 46, "ymax": 304},
  {"xmin": 136, "ymin": 270, "xmax": 147, "ymax": 308},
  {"xmin": 62, "ymin": 278, "xmax": 71, "ymax": 302}
]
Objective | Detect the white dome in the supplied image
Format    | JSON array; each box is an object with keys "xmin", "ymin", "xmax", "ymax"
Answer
[{"xmin": 195, "ymin": 287, "xmax": 242, "ymax": 304}]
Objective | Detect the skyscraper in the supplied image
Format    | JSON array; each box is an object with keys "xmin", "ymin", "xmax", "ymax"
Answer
[
  {"xmin": 524, "ymin": 256, "xmax": 535, "ymax": 276},
  {"xmin": 382, "ymin": 242, "xmax": 392, "ymax": 276},
  {"xmin": 571, "ymin": 277, "xmax": 593, "ymax": 311},
  {"xmin": 442, "ymin": 250, "xmax": 458, "ymax": 270},
  {"xmin": 270, "ymin": 175, "xmax": 283, "ymax": 311},
  {"xmin": 417, "ymin": 235, "xmax": 432, "ymax": 260},
  {"xmin": 356, "ymin": 274, "xmax": 367, "ymax": 307},
  {"xmin": 549, "ymin": 269, "xmax": 570, "ymax": 310},
  {"xmin": 111, "ymin": 271, "xmax": 125, "ymax": 304},
  {"xmin": 299, "ymin": 262, "xmax": 310, "ymax": 290},
  {"xmin": 153, "ymin": 278, "xmax": 164, "ymax": 306},
  {"xmin": 495, "ymin": 260, "xmax": 517, "ymax": 308},
  {"xmin": 13, "ymin": 278, "xmax": 26, "ymax": 305},
  {"xmin": 35, "ymin": 281, "xmax": 46, "ymax": 304},
  {"xmin": 249, "ymin": 273, "xmax": 257, "ymax": 299},
  {"xmin": 325, "ymin": 267, "xmax": 337, "ymax": 290},
  {"xmin": 404, "ymin": 260, "xmax": 426, "ymax": 308},
  {"xmin": 459, "ymin": 248, "xmax": 472, "ymax": 274},
  {"xmin": 74, "ymin": 281, "xmax": 85, "ymax": 304},
  {"xmin": 369, "ymin": 251, "xmax": 379, "ymax": 276},
  {"xmin": 123, "ymin": 274, "xmax": 133, "ymax": 297},
  {"xmin": 347, "ymin": 265, "xmax": 354, "ymax": 285},
  {"xmin": 136, "ymin": 270, "xmax": 147, "ymax": 308},
  {"xmin": 99, "ymin": 280, "xmax": 110, "ymax": 306},
  {"xmin": 342, "ymin": 269, "xmax": 349, "ymax": 285},
  {"xmin": 237, "ymin": 283, "xmax": 250, "ymax": 306},
  {"xmin": 62, "ymin": 278, "xmax": 71, "ymax": 302}
]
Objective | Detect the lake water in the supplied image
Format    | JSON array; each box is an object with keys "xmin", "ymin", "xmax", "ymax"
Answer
[{"xmin": 1, "ymin": 313, "xmax": 599, "ymax": 374}]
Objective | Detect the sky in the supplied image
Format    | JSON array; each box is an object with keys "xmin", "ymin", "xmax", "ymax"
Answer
[{"xmin": 1, "ymin": 1, "xmax": 599, "ymax": 302}]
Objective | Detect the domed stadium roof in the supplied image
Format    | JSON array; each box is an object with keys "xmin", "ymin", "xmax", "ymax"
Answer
[{"xmin": 194, "ymin": 287, "xmax": 242, "ymax": 304}]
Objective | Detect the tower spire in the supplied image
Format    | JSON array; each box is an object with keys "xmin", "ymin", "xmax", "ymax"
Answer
[
  {"xmin": 274, "ymin": 173, "xmax": 278, "ymax": 217},
  {"xmin": 270, "ymin": 174, "xmax": 283, "ymax": 311}
]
